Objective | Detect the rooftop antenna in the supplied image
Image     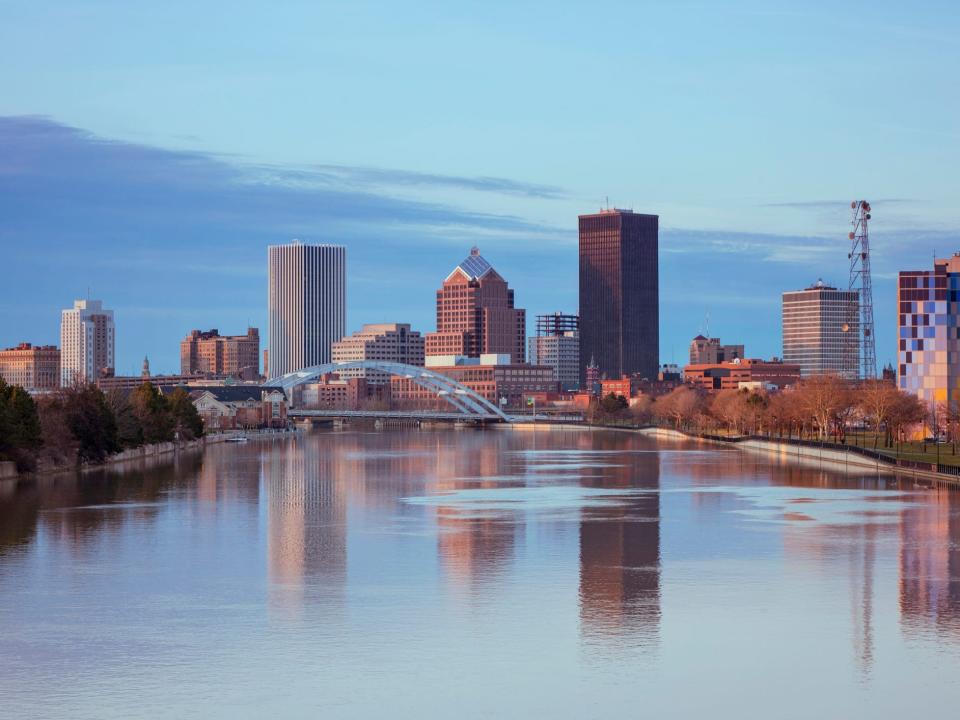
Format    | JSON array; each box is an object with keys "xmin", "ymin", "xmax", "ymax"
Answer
[
  {"xmin": 846, "ymin": 200, "xmax": 876, "ymax": 379},
  {"xmin": 705, "ymin": 311, "xmax": 711, "ymax": 339}
]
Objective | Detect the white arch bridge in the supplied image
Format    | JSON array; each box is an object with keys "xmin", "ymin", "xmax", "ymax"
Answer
[{"xmin": 269, "ymin": 361, "xmax": 513, "ymax": 422}]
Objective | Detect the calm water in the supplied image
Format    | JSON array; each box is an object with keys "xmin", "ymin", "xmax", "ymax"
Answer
[{"xmin": 2, "ymin": 428, "xmax": 960, "ymax": 719}]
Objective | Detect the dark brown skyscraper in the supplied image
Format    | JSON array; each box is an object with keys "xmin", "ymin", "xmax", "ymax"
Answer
[{"xmin": 579, "ymin": 209, "xmax": 659, "ymax": 382}]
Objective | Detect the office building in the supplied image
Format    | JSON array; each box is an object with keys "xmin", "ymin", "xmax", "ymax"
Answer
[
  {"xmin": 898, "ymin": 255, "xmax": 959, "ymax": 411},
  {"xmin": 268, "ymin": 242, "xmax": 346, "ymax": 379},
  {"xmin": 180, "ymin": 328, "xmax": 260, "ymax": 379},
  {"xmin": 684, "ymin": 358, "xmax": 802, "ymax": 391},
  {"xmin": 425, "ymin": 247, "xmax": 526, "ymax": 363},
  {"xmin": 689, "ymin": 336, "xmax": 744, "ymax": 365},
  {"xmin": 579, "ymin": 208, "xmax": 659, "ymax": 384},
  {"xmin": 528, "ymin": 312, "xmax": 579, "ymax": 391},
  {"xmin": 782, "ymin": 279, "xmax": 859, "ymax": 378},
  {"xmin": 60, "ymin": 299, "xmax": 115, "ymax": 386},
  {"xmin": 331, "ymin": 323, "xmax": 425, "ymax": 384},
  {"xmin": 0, "ymin": 343, "xmax": 61, "ymax": 391},
  {"xmin": 392, "ymin": 354, "xmax": 556, "ymax": 408}
]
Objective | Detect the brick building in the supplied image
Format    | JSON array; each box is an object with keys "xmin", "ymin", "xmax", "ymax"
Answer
[
  {"xmin": 689, "ymin": 336, "xmax": 744, "ymax": 365},
  {"xmin": 190, "ymin": 386, "xmax": 287, "ymax": 431},
  {"xmin": 392, "ymin": 356, "xmax": 556, "ymax": 409},
  {"xmin": 683, "ymin": 358, "xmax": 801, "ymax": 391},
  {"xmin": 180, "ymin": 328, "xmax": 260, "ymax": 379},
  {"xmin": 0, "ymin": 343, "xmax": 61, "ymax": 391},
  {"xmin": 425, "ymin": 247, "xmax": 526, "ymax": 363}
]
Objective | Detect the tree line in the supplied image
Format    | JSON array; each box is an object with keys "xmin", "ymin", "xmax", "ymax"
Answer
[
  {"xmin": 590, "ymin": 375, "xmax": 930, "ymax": 447},
  {"xmin": 0, "ymin": 380, "xmax": 203, "ymax": 473}
]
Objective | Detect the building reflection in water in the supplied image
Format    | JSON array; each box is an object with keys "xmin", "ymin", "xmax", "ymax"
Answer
[
  {"xmin": 431, "ymin": 433, "xmax": 518, "ymax": 594},
  {"xmin": 900, "ymin": 486, "xmax": 960, "ymax": 638},
  {"xmin": 262, "ymin": 438, "xmax": 346, "ymax": 619},
  {"xmin": 578, "ymin": 434, "xmax": 661, "ymax": 648}
]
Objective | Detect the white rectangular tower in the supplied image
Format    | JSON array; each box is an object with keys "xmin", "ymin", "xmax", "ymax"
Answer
[
  {"xmin": 268, "ymin": 242, "xmax": 346, "ymax": 379},
  {"xmin": 60, "ymin": 299, "xmax": 115, "ymax": 386}
]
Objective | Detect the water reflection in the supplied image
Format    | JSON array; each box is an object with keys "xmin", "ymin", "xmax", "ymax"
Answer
[
  {"xmin": 4, "ymin": 430, "xmax": 960, "ymax": 717},
  {"xmin": 263, "ymin": 438, "xmax": 346, "ymax": 618},
  {"xmin": 578, "ymin": 442, "xmax": 661, "ymax": 649},
  {"xmin": 900, "ymin": 487, "xmax": 960, "ymax": 638}
]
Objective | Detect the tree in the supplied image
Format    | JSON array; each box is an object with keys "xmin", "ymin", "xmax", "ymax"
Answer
[
  {"xmin": 599, "ymin": 392, "xmax": 628, "ymax": 414},
  {"xmin": 859, "ymin": 379, "xmax": 900, "ymax": 448},
  {"xmin": 130, "ymin": 382, "xmax": 173, "ymax": 444},
  {"xmin": 0, "ymin": 379, "xmax": 43, "ymax": 471},
  {"xmin": 35, "ymin": 395, "xmax": 78, "ymax": 467},
  {"xmin": 793, "ymin": 375, "xmax": 851, "ymax": 440},
  {"xmin": 654, "ymin": 386, "xmax": 704, "ymax": 430},
  {"xmin": 886, "ymin": 391, "xmax": 927, "ymax": 450},
  {"xmin": 62, "ymin": 384, "xmax": 119, "ymax": 463},
  {"xmin": 630, "ymin": 394, "xmax": 654, "ymax": 425},
  {"xmin": 105, "ymin": 388, "xmax": 144, "ymax": 449},
  {"xmin": 167, "ymin": 387, "xmax": 204, "ymax": 440}
]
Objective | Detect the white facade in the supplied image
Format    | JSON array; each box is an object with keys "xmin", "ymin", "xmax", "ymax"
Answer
[
  {"xmin": 528, "ymin": 333, "xmax": 579, "ymax": 391},
  {"xmin": 782, "ymin": 280, "xmax": 859, "ymax": 379},
  {"xmin": 268, "ymin": 242, "xmax": 346, "ymax": 379},
  {"xmin": 60, "ymin": 299, "xmax": 115, "ymax": 386},
  {"xmin": 331, "ymin": 323, "xmax": 425, "ymax": 384}
]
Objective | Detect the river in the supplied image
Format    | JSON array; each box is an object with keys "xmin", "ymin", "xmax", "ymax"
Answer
[{"xmin": 1, "ymin": 427, "xmax": 959, "ymax": 718}]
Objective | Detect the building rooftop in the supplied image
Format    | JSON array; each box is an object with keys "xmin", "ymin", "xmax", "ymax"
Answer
[
  {"xmin": 448, "ymin": 246, "xmax": 494, "ymax": 281},
  {"xmin": 187, "ymin": 386, "xmax": 286, "ymax": 402}
]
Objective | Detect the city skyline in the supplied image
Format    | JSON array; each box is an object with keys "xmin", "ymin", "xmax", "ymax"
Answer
[{"xmin": 3, "ymin": 4, "xmax": 958, "ymax": 374}]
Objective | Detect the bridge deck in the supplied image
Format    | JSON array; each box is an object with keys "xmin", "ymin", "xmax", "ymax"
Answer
[{"xmin": 288, "ymin": 409, "xmax": 582, "ymax": 423}]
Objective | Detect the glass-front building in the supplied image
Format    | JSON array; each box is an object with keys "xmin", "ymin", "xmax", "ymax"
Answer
[
  {"xmin": 898, "ymin": 256, "xmax": 957, "ymax": 412},
  {"xmin": 578, "ymin": 209, "xmax": 659, "ymax": 384}
]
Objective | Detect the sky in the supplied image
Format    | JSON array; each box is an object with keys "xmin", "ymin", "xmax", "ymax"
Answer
[{"xmin": 1, "ymin": 0, "xmax": 958, "ymax": 374}]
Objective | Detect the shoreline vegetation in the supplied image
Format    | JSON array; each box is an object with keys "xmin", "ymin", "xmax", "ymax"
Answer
[
  {"xmin": 0, "ymin": 379, "xmax": 204, "ymax": 476},
  {"xmin": 577, "ymin": 374, "xmax": 960, "ymax": 480}
]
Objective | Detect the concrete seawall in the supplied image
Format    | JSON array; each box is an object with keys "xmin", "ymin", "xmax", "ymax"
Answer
[{"xmin": 637, "ymin": 427, "xmax": 960, "ymax": 486}]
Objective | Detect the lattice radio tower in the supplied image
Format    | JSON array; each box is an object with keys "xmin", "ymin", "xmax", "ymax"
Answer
[{"xmin": 847, "ymin": 200, "xmax": 876, "ymax": 379}]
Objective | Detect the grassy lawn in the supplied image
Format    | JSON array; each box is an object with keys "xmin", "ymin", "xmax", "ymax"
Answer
[{"xmin": 824, "ymin": 431, "xmax": 960, "ymax": 468}]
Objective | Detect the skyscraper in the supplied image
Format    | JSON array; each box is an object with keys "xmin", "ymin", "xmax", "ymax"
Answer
[
  {"xmin": 267, "ymin": 242, "xmax": 346, "ymax": 379},
  {"xmin": 782, "ymin": 279, "xmax": 859, "ymax": 378},
  {"xmin": 578, "ymin": 209, "xmax": 659, "ymax": 383},
  {"xmin": 898, "ymin": 255, "xmax": 959, "ymax": 412},
  {"xmin": 60, "ymin": 299, "xmax": 115, "ymax": 386},
  {"xmin": 425, "ymin": 247, "xmax": 525, "ymax": 363}
]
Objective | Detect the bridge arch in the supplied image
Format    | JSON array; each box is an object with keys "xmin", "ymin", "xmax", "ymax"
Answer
[{"xmin": 269, "ymin": 361, "xmax": 510, "ymax": 421}]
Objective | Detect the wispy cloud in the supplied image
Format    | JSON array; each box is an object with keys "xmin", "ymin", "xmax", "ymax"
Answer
[{"xmin": 250, "ymin": 163, "xmax": 566, "ymax": 199}]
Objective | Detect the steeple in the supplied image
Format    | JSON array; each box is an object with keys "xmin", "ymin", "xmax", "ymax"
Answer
[{"xmin": 141, "ymin": 355, "xmax": 150, "ymax": 378}]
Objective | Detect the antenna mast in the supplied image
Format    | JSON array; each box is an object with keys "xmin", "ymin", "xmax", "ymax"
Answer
[{"xmin": 847, "ymin": 200, "xmax": 876, "ymax": 379}]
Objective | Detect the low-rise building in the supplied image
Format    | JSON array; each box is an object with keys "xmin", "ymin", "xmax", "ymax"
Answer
[
  {"xmin": 180, "ymin": 328, "xmax": 260, "ymax": 380},
  {"xmin": 683, "ymin": 358, "xmax": 801, "ymax": 392},
  {"xmin": 294, "ymin": 373, "xmax": 371, "ymax": 410},
  {"xmin": 392, "ymin": 354, "xmax": 557, "ymax": 409},
  {"xmin": 689, "ymin": 335, "xmax": 744, "ymax": 365},
  {"xmin": 331, "ymin": 323, "xmax": 425, "ymax": 383},
  {"xmin": 190, "ymin": 386, "xmax": 287, "ymax": 431},
  {"xmin": 0, "ymin": 343, "xmax": 61, "ymax": 391}
]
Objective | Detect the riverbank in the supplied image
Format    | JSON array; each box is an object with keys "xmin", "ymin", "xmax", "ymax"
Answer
[
  {"xmin": 2, "ymin": 427, "xmax": 302, "ymax": 483},
  {"xmin": 637, "ymin": 426, "xmax": 960, "ymax": 488}
]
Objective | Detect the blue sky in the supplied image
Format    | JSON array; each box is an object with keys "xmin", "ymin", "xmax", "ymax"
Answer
[{"xmin": 2, "ymin": 1, "xmax": 958, "ymax": 373}]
